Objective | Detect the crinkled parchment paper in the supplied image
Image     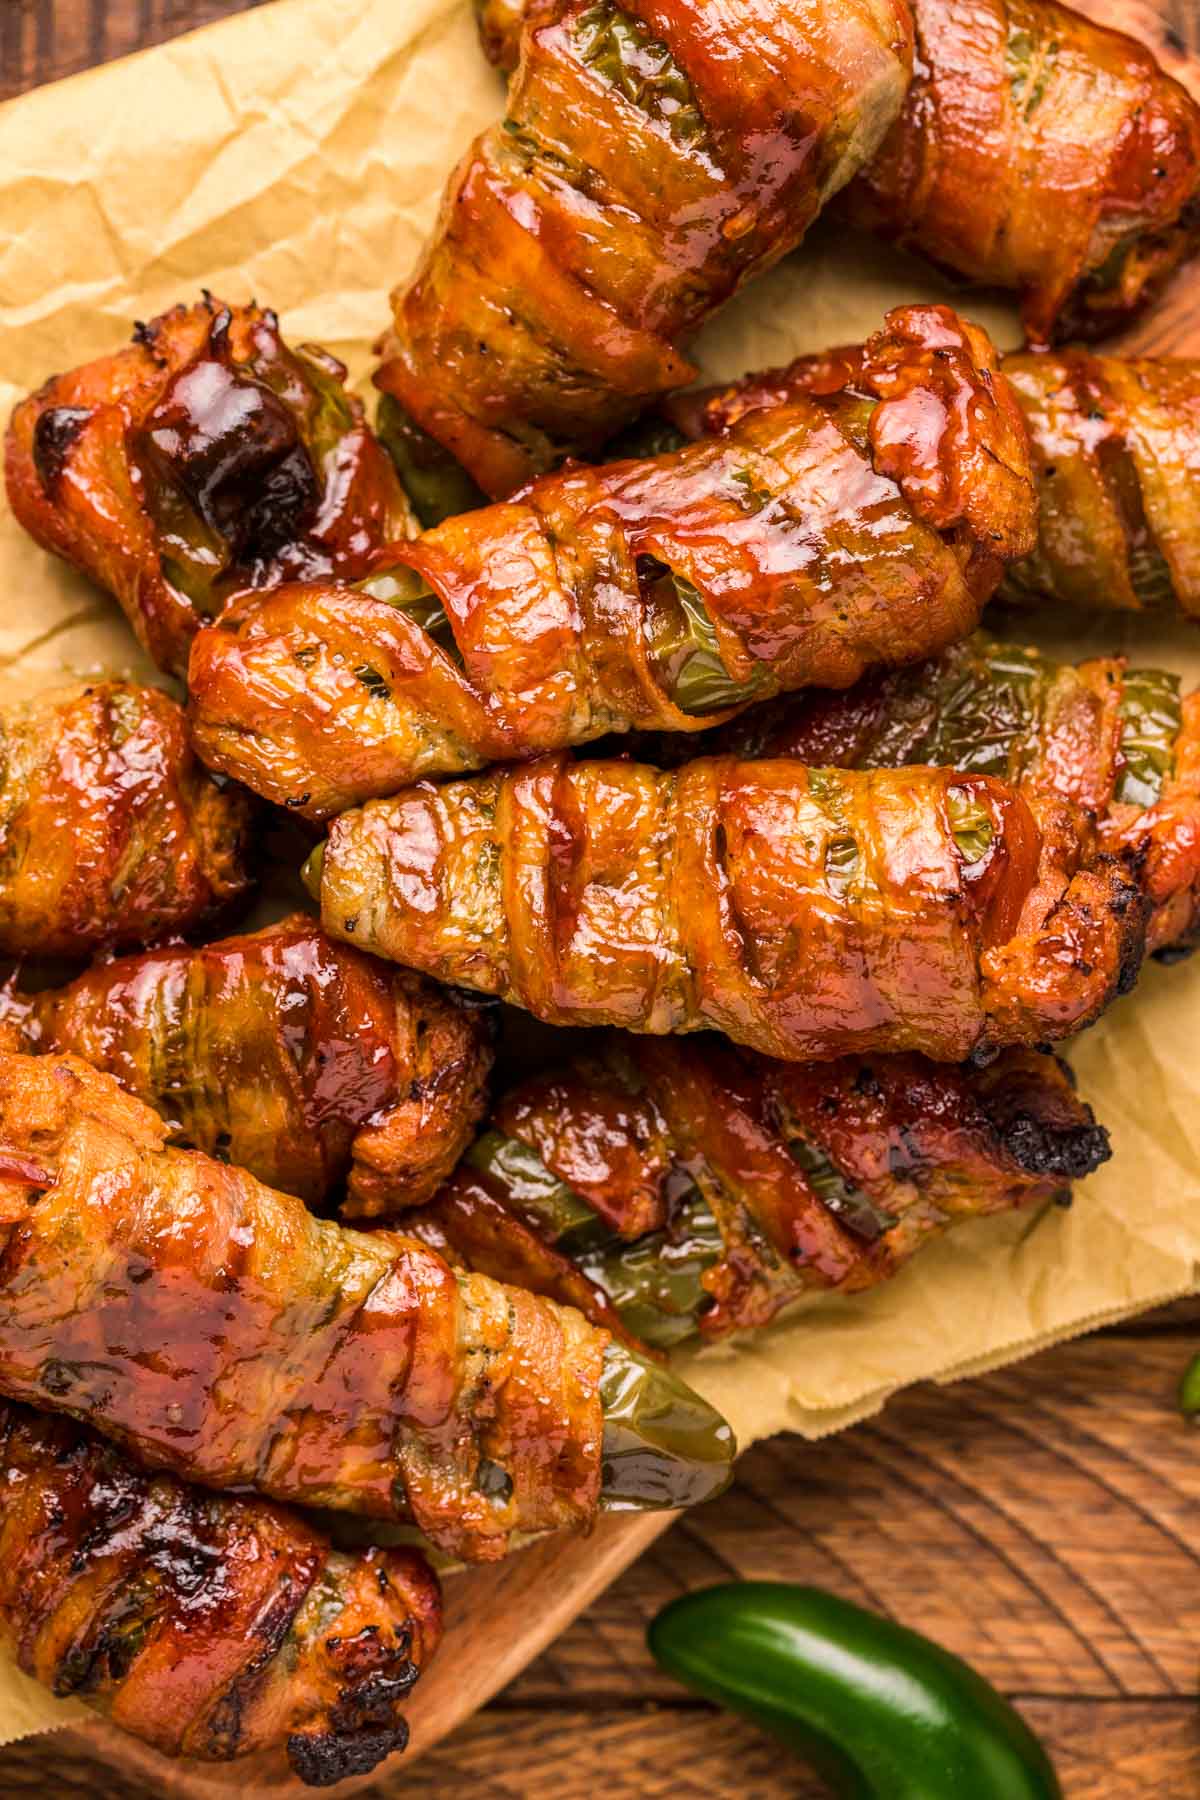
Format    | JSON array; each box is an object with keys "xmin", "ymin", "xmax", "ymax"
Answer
[{"xmin": 2, "ymin": 0, "xmax": 1199, "ymax": 1746}]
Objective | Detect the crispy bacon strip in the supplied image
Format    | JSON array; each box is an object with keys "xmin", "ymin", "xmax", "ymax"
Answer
[
  {"xmin": 190, "ymin": 306, "xmax": 1035, "ymax": 822},
  {"xmin": 0, "ymin": 1398, "xmax": 441, "ymax": 1785},
  {"xmin": 0, "ymin": 1053, "xmax": 607, "ymax": 1563},
  {"xmin": 410, "ymin": 1035, "xmax": 1109, "ymax": 1342},
  {"xmin": 692, "ymin": 636, "xmax": 1200, "ymax": 959},
  {"xmin": 314, "ymin": 753, "xmax": 1144, "ymax": 1064},
  {"xmin": 1002, "ymin": 351, "xmax": 1200, "ymax": 616},
  {"xmin": 5, "ymin": 298, "xmax": 415, "ymax": 675},
  {"xmin": 0, "ymin": 681, "xmax": 255, "ymax": 958},
  {"xmin": 377, "ymin": 0, "xmax": 914, "ymax": 496},
  {"xmin": 480, "ymin": 0, "xmax": 1200, "ymax": 350},
  {"xmin": 667, "ymin": 343, "xmax": 1200, "ymax": 620},
  {"xmin": 842, "ymin": 0, "xmax": 1200, "ymax": 347},
  {"xmin": 1, "ymin": 916, "xmax": 492, "ymax": 1218}
]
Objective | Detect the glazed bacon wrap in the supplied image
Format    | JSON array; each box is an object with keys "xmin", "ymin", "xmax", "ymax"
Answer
[
  {"xmin": 0, "ymin": 1053, "xmax": 606, "ymax": 1563},
  {"xmin": 412, "ymin": 1036, "xmax": 1109, "ymax": 1344},
  {"xmin": 5, "ymin": 298, "xmax": 415, "ymax": 675},
  {"xmin": 0, "ymin": 1399, "xmax": 441, "ymax": 1785},
  {"xmin": 190, "ymin": 306, "xmax": 1036, "ymax": 822},
  {"xmin": 377, "ymin": 0, "xmax": 914, "ymax": 497},
  {"xmin": 0, "ymin": 681, "xmax": 254, "ymax": 958},
  {"xmin": 314, "ymin": 753, "xmax": 1144, "ymax": 1064},
  {"xmin": 700, "ymin": 636, "xmax": 1200, "ymax": 959},
  {"xmin": 669, "ymin": 343, "xmax": 1200, "ymax": 620},
  {"xmin": 479, "ymin": 0, "xmax": 1200, "ymax": 351},
  {"xmin": 842, "ymin": 0, "xmax": 1200, "ymax": 347},
  {"xmin": 1002, "ymin": 351, "xmax": 1200, "ymax": 616},
  {"xmin": 1, "ymin": 916, "xmax": 493, "ymax": 1218}
]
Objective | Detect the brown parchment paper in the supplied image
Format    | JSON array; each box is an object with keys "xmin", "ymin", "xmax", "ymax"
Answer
[{"xmin": 2, "ymin": 0, "xmax": 1200, "ymax": 1747}]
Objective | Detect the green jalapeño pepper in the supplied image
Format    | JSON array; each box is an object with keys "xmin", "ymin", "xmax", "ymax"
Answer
[
  {"xmin": 376, "ymin": 393, "xmax": 486, "ymax": 529},
  {"xmin": 640, "ymin": 559, "xmax": 765, "ymax": 717},
  {"xmin": 1177, "ymin": 1350, "xmax": 1200, "ymax": 1419},
  {"xmin": 648, "ymin": 1583, "xmax": 1063, "ymax": 1800},
  {"xmin": 1116, "ymin": 667, "xmax": 1182, "ymax": 809}
]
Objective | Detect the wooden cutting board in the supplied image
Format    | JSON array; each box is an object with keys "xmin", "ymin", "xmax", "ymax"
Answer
[{"xmin": 6, "ymin": 0, "xmax": 1200, "ymax": 1793}]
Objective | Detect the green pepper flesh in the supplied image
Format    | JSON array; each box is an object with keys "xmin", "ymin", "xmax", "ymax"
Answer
[
  {"xmin": 599, "ymin": 1343, "xmax": 735, "ymax": 1511},
  {"xmin": 376, "ymin": 392, "xmax": 487, "ymax": 528},
  {"xmin": 1116, "ymin": 667, "xmax": 1182, "ymax": 809}
]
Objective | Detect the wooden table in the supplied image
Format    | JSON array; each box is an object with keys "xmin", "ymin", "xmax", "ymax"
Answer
[
  {"xmin": 1, "ymin": 1308, "xmax": 1199, "ymax": 1797},
  {"xmin": 4, "ymin": 4, "xmax": 1200, "ymax": 1796}
]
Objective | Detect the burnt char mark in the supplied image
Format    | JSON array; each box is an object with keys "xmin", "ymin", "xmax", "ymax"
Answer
[
  {"xmin": 330, "ymin": 1661, "xmax": 421, "ymax": 1720},
  {"xmin": 285, "ymin": 1625, "xmax": 420, "ymax": 1784},
  {"xmin": 200, "ymin": 1570, "xmax": 311, "ymax": 1760},
  {"xmin": 142, "ymin": 349, "xmax": 319, "ymax": 569},
  {"xmin": 1113, "ymin": 877, "xmax": 1148, "ymax": 998},
  {"xmin": 323, "ymin": 1623, "xmax": 420, "ymax": 1723},
  {"xmin": 287, "ymin": 1721, "xmax": 410, "ymax": 1787},
  {"xmin": 238, "ymin": 445, "xmax": 319, "ymax": 563},
  {"xmin": 998, "ymin": 1111, "xmax": 1112, "ymax": 1181},
  {"xmin": 52, "ymin": 1583, "xmax": 156, "ymax": 1697},
  {"xmin": 32, "ymin": 406, "xmax": 92, "ymax": 496}
]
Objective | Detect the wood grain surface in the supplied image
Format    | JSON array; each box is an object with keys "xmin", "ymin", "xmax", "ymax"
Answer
[
  {"xmin": 4, "ymin": 3, "xmax": 1200, "ymax": 1797},
  {"xmin": 0, "ymin": 1321, "xmax": 1198, "ymax": 1797}
]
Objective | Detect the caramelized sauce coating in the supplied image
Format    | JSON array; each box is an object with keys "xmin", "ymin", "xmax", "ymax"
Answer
[
  {"xmin": 1, "ymin": 916, "xmax": 492, "ymax": 1218},
  {"xmin": 377, "ymin": 0, "xmax": 914, "ymax": 496},
  {"xmin": 0, "ymin": 681, "xmax": 254, "ymax": 958},
  {"xmin": 669, "ymin": 343, "xmax": 1200, "ymax": 620},
  {"xmin": 6, "ymin": 297, "xmax": 415, "ymax": 675},
  {"xmin": 842, "ymin": 0, "xmax": 1200, "ymax": 347},
  {"xmin": 1001, "ymin": 352, "xmax": 1200, "ymax": 616},
  {"xmin": 413, "ymin": 1035, "xmax": 1108, "ymax": 1341},
  {"xmin": 0, "ymin": 1399, "xmax": 441, "ymax": 1784},
  {"xmin": 0, "ymin": 1054, "xmax": 606, "ymax": 1563},
  {"xmin": 316, "ymin": 752, "xmax": 1143, "ymax": 1063},
  {"xmin": 190, "ymin": 306, "xmax": 1035, "ymax": 822},
  {"xmin": 481, "ymin": 0, "xmax": 1200, "ymax": 349},
  {"xmin": 692, "ymin": 635, "xmax": 1200, "ymax": 959}
]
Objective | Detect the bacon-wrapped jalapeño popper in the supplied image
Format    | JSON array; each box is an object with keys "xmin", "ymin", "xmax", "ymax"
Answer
[
  {"xmin": 0, "ymin": 1398, "xmax": 442, "ymax": 1785},
  {"xmin": 189, "ymin": 306, "xmax": 1036, "ymax": 822},
  {"xmin": 694, "ymin": 635, "xmax": 1200, "ymax": 960},
  {"xmin": 5, "ymin": 297, "xmax": 416, "ymax": 676},
  {"xmin": 664, "ymin": 343, "xmax": 1200, "ymax": 620},
  {"xmin": 405, "ymin": 1035, "xmax": 1109, "ymax": 1347},
  {"xmin": 0, "ymin": 916, "xmax": 493, "ymax": 1218},
  {"xmin": 478, "ymin": 0, "xmax": 1200, "ymax": 353},
  {"xmin": 0, "ymin": 1054, "xmax": 734, "ymax": 1561},
  {"xmin": 306, "ymin": 751, "xmax": 1145, "ymax": 1065},
  {"xmin": 841, "ymin": 0, "xmax": 1200, "ymax": 349},
  {"xmin": 0, "ymin": 680, "xmax": 255, "ymax": 958},
  {"xmin": 377, "ymin": 0, "xmax": 915, "ymax": 498}
]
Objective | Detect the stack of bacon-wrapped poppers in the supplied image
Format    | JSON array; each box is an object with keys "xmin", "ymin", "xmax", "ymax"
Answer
[{"xmin": 4, "ymin": 0, "xmax": 1199, "ymax": 1776}]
